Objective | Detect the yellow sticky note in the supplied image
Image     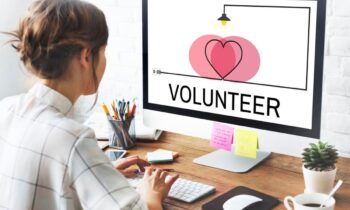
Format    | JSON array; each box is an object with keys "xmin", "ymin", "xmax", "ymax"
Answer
[{"xmin": 234, "ymin": 129, "xmax": 259, "ymax": 159}]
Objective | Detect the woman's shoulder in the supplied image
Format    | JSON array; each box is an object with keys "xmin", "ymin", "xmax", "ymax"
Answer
[
  {"xmin": 0, "ymin": 94, "xmax": 28, "ymax": 119},
  {"xmin": 0, "ymin": 94, "xmax": 24, "ymax": 109}
]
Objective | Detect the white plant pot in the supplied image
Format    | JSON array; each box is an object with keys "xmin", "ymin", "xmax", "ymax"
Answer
[{"xmin": 302, "ymin": 165, "xmax": 336, "ymax": 194}]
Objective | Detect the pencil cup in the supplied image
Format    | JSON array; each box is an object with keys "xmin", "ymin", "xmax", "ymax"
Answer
[{"xmin": 107, "ymin": 118, "xmax": 136, "ymax": 150}]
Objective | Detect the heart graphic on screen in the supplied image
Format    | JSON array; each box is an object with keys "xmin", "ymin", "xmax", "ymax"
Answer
[
  {"xmin": 189, "ymin": 35, "xmax": 260, "ymax": 82},
  {"xmin": 205, "ymin": 39, "xmax": 243, "ymax": 79}
]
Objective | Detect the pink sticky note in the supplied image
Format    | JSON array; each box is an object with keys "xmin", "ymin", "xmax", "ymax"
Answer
[{"xmin": 210, "ymin": 122, "xmax": 234, "ymax": 151}]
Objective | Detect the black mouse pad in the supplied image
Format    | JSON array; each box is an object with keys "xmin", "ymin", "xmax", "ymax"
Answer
[{"xmin": 202, "ymin": 186, "xmax": 280, "ymax": 210}]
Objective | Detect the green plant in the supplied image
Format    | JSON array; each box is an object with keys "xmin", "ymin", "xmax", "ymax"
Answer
[{"xmin": 302, "ymin": 141, "xmax": 338, "ymax": 172}]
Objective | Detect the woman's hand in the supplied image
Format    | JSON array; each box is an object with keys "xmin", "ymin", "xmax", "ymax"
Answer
[
  {"xmin": 114, "ymin": 155, "xmax": 150, "ymax": 178},
  {"xmin": 137, "ymin": 168, "xmax": 179, "ymax": 210}
]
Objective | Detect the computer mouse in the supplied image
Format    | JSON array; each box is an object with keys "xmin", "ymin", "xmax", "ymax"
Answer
[{"xmin": 223, "ymin": 194, "xmax": 263, "ymax": 210}]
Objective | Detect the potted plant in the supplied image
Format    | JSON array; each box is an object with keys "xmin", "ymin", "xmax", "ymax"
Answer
[{"xmin": 302, "ymin": 141, "xmax": 338, "ymax": 194}]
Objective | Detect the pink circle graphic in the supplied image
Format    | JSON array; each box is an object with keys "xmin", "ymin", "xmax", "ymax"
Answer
[{"xmin": 189, "ymin": 35, "xmax": 260, "ymax": 82}]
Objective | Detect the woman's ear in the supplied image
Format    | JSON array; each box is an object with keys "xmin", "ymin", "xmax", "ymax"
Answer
[{"xmin": 79, "ymin": 48, "xmax": 92, "ymax": 70}]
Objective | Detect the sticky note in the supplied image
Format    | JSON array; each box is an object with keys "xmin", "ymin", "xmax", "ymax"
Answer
[
  {"xmin": 234, "ymin": 129, "xmax": 259, "ymax": 159},
  {"xmin": 153, "ymin": 149, "xmax": 179, "ymax": 159},
  {"xmin": 147, "ymin": 151, "xmax": 173, "ymax": 164},
  {"xmin": 210, "ymin": 122, "xmax": 234, "ymax": 152}
]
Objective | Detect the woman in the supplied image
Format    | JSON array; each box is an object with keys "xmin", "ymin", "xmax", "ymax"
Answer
[{"xmin": 0, "ymin": 0, "xmax": 178, "ymax": 209}]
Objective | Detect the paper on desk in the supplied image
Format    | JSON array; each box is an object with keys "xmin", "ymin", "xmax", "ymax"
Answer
[
  {"xmin": 234, "ymin": 129, "xmax": 259, "ymax": 159},
  {"xmin": 136, "ymin": 122, "xmax": 162, "ymax": 140},
  {"xmin": 210, "ymin": 122, "xmax": 234, "ymax": 152}
]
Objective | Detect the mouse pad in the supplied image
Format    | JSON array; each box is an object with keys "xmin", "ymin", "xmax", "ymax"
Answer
[{"xmin": 202, "ymin": 186, "xmax": 280, "ymax": 210}]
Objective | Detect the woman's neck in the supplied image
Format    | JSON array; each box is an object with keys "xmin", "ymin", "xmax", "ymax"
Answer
[{"xmin": 41, "ymin": 79, "xmax": 81, "ymax": 104}]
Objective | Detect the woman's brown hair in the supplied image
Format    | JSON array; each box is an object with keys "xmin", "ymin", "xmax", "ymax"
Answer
[{"xmin": 6, "ymin": 0, "xmax": 108, "ymax": 91}]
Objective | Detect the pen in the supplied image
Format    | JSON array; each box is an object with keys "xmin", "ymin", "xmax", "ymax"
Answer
[
  {"xmin": 131, "ymin": 103, "xmax": 137, "ymax": 117},
  {"xmin": 117, "ymin": 99, "xmax": 121, "ymax": 110},
  {"xmin": 125, "ymin": 101, "xmax": 130, "ymax": 116},
  {"xmin": 121, "ymin": 99, "xmax": 125, "ymax": 116}
]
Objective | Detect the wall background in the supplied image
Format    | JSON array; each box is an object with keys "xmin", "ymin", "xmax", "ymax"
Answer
[
  {"xmin": 0, "ymin": 0, "xmax": 37, "ymax": 98},
  {"xmin": 0, "ymin": 0, "xmax": 349, "ymax": 157}
]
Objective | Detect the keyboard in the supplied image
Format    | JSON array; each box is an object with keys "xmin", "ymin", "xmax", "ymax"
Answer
[{"xmin": 127, "ymin": 173, "xmax": 216, "ymax": 203}]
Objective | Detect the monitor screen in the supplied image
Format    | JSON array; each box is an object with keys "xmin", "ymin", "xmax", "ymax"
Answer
[{"xmin": 143, "ymin": 0, "xmax": 326, "ymax": 138}]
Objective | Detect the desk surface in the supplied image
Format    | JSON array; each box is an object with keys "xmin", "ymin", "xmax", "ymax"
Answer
[{"xmin": 108, "ymin": 132, "xmax": 350, "ymax": 210}]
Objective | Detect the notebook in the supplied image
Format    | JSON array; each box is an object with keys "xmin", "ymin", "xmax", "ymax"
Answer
[{"xmin": 202, "ymin": 186, "xmax": 280, "ymax": 210}]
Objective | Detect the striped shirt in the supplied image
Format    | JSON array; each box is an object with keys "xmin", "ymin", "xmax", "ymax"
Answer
[{"xmin": 0, "ymin": 83, "xmax": 147, "ymax": 210}]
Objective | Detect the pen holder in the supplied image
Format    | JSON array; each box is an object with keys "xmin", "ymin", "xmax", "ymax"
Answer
[{"xmin": 107, "ymin": 117, "xmax": 136, "ymax": 150}]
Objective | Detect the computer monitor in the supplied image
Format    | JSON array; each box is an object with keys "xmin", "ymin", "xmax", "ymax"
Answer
[{"xmin": 142, "ymin": 0, "xmax": 326, "ymax": 172}]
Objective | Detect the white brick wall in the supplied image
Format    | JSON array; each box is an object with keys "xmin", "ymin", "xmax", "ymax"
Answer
[
  {"xmin": 325, "ymin": 0, "xmax": 350, "ymax": 155},
  {"xmin": 343, "ymin": 58, "xmax": 350, "ymax": 76},
  {"xmin": 333, "ymin": 0, "xmax": 350, "ymax": 17},
  {"xmin": 91, "ymin": 0, "xmax": 142, "ymax": 100},
  {"xmin": 88, "ymin": 0, "xmax": 350, "ymax": 156}
]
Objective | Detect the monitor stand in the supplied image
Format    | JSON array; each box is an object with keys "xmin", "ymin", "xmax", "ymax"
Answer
[{"xmin": 193, "ymin": 148, "xmax": 271, "ymax": 173}]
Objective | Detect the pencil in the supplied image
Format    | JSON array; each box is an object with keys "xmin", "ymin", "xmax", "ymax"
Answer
[
  {"xmin": 102, "ymin": 103, "xmax": 110, "ymax": 116},
  {"xmin": 111, "ymin": 102, "xmax": 119, "ymax": 120}
]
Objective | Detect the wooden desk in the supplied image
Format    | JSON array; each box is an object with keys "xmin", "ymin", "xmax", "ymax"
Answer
[{"xmin": 108, "ymin": 132, "xmax": 350, "ymax": 210}]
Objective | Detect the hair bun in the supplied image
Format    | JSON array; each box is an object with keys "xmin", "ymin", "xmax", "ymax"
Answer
[{"xmin": 6, "ymin": 0, "xmax": 109, "ymax": 79}]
